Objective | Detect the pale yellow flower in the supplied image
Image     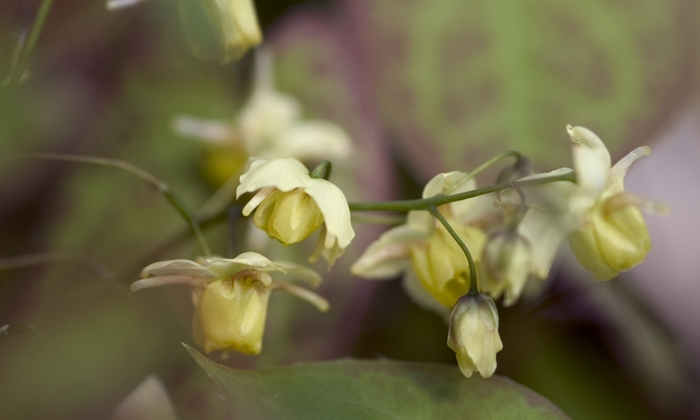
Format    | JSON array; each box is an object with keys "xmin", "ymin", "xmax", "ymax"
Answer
[
  {"xmin": 236, "ymin": 158, "xmax": 355, "ymax": 265},
  {"xmin": 500, "ymin": 125, "xmax": 666, "ymax": 281},
  {"xmin": 173, "ymin": 50, "xmax": 352, "ymax": 184},
  {"xmin": 447, "ymin": 294, "xmax": 503, "ymax": 378},
  {"xmin": 131, "ymin": 252, "xmax": 328, "ymax": 355},
  {"xmin": 352, "ymin": 171, "xmax": 497, "ymax": 314},
  {"xmin": 177, "ymin": 0, "xmax": 262, "ymax": 63}
]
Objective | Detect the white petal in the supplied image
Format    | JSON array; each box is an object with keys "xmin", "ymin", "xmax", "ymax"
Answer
[
  {"xmin": 273, "ymin": 121, "xmax": 353, "ymax": 161},
  {"xmin": 172, "ymin": 114, "xmax": 237, "ymax": 146},
  {"xmin": 241, "ymin": 187, "xmax": 275, "ymax": 216},
  {"xmin": 422, "ymin": 171, "xmax": 474, "ymax": 199},
  {"xmin": 406, "ymin": 210, "xmax": 435, "ymax": 233},
  {"xmin": 351, "ymin": 224, "xmax": 427, "ymax": 279},
  {"xmin": 239, "ymin": 90, "xmax": 301, "ymax": 152},
  {"xmin": 140, "ymin": 259, "xmax": 217, "ymax": 279},
  {"xmin": 270, "ymin": 260, "xmax": 323, "ymax": 286},
  {"xmin": 518, "ymin": 205, "xmax": 577, "ymax": 279},
  {"xmin": 607, "ymin": 146, "xmax": 651, "ymax": 195},
  {"xmin": 236, "ymin": 158, "xmax": 310, "ymax": 197},
  {"xmin": 567, "ymin": 125, "xmax": 611, "ymax": 196},
  {"xmin": 304, "ymin": 178, "xmax": 355, "ymax": 250}
]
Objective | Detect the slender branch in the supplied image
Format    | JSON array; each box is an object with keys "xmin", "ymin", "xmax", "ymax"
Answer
[
  {"xmin": 445, "ymin": 151, "xmax": 526, "ymax": 194},
  {"xmin": 13, "ymin": 154, "xmax": 211, "ymax": 256},
  {"xmin": 429, "ymin": 206, "xmax": 478, "ymax": 294},
  {"xmin": 350, "ymin": 214, "xmax": 405, "ymax": 225},
  {"xmin": 6, "ymin": 0, "xmax": 55, "ymax": 88},
  {"xmin": 349, "ymin": 171, "xmax": 576, "ymax": 212}
]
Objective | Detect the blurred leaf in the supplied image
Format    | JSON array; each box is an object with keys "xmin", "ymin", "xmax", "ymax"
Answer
[
  {"xmin": 185, "ymin": 344, "xmax": 570, "ymax": 419},
  {"xmin": 336, "ymin": 0, "xmax": 689, "ymax": 175}
]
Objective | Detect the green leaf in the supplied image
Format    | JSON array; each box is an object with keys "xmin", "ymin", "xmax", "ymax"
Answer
[{"xmin": 185, "ymin": 344, "xmax": 570, "ymax": 419}]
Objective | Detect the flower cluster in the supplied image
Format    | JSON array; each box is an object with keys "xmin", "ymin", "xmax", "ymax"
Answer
[
  {"xmin": 351, "ymin": 125, "xmax": 662, "ymax": 377},
  {"xmin": 135, "ymin": 122, "xmax": 662, "ymax": 380}
]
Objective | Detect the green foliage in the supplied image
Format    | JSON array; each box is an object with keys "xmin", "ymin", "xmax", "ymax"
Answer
[{"xmin": 186, "ymin": 344, "xmax": 570, "ymax": 419}]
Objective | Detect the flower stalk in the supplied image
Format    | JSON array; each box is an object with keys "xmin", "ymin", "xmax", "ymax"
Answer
[{"xmin": 348, "ymin": 170, "xmax": 576, "ymax": 212}]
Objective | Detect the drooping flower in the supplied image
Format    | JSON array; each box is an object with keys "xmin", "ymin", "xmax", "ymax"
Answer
[
  {"xmin": 481, "ymin": 230, "xmax": 532, "ymax": 306},
  {"xmin": 500, "ymin": 125, "xmax": 666, "ymax": 281},
  {"xmin": 447, "ymin": 294, "xmax": 503, "ymax": 378},
  {"xmin": 106, "ymin": 0, "xmax": 262, "ymax": 64},
  {"xmin": 173, "ymin": 50, "xmax": 352, "ymax": 184},
  {"xmin": 131, "ymin": 252, "xmax": 328, "ymax": 355},
  {"xmin": 236, "ymin": 158, "xmax": 355, "ymax": 265},
  {"xmin": 176, "ymin": 0, "xmax": 262, "ymax": 63},
  {"xmin": 351, "ymin": 171, "xmax": 498, "ymax": 314}
]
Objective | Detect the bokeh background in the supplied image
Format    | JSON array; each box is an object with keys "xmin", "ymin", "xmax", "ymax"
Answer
[{"xmin": 2, "ymin": 0, "xmax": 700, "ymax": 418}]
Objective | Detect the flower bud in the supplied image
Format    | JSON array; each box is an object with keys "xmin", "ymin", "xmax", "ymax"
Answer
[
  {"xmin": 253, "ymin": 188, "xmax": 325, "ymax": 245},
  {"xmin": 192, "ymin": 269, "xmax": 272, "ymax": 355},
  {"xmin": 447, "ymin": 294, "xmax": 503, "ymax": 378},
  {"xmin": 482, "ymin": 231, "xmax": 532, "ymax": 306},
  {"xmin": 569, "ymin": 198, "xmax": 651, "ymax": 281}
]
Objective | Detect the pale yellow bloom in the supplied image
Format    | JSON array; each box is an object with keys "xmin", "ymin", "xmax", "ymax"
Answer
[
  {"xmin": 177, "ymin": 0, "xmax": 262, "ymax": 63},
  {"xmin": 131, "ymin": 252, "xmax": 328, "ymax": 355},
  {"xmin": 500, "ymin": 126, "xmax": 665, "ymax": 281},
  {"xmin": 173, "ymin": 50, "xmax": 352, "ymax": 184},
  {"xmin": 447, "ymin": 294, "xmax": 503, "ymax": 378},
  {"xmin": 237, "ymin": 158, "xmax": 355, "ymax": 265},
  {"xmin": 352, "ymin": 171, "xmax": 497, "ymax": 314}
]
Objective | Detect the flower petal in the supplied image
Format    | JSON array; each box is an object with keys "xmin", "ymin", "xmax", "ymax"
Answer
[
  {"xmin": 172, "ymin": 114, "xmax": 237, "ymax": 146},
  {"xmin": 237, "ymin": 158, "xmax": 310, "ymax": 197},
  {"xmin": 140, "ymin": 259, "xmax": 218, "ymax": 279},
  {"xmin": 567, "ymin": 125, "xmax": 611, "ymax": 196},
  {"xmin": 303, "ymin": 178, "xmax": 355, "ymax": 250},
  {"xmin": 239, "ymin": 90, "xmax": 301, "ymax": 152},
  {"xmin": 273, "ymin": 120, "xmax": 353, "ymax": 162},
  {"xmin": 517, "ymin": 205, "xmax": 577, "ymax": 279},
  {"xmin": 422, "ymin": 171, "xmax": 474, "ymax": 199},
  {"xmin": 607, "ymin": 146, "xmax": 651, "ymax": 196},
  {"xmin": 351, "ymin": 224, "xmax": 427, "ymax": 279}
]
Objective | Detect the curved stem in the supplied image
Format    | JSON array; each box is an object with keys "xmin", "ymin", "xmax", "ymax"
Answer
[
  {"xmin": 445, "ymin": 151, "xmax": 525, "ymax": 195},
  {"xmin": 14, "ymin": 154, "xmax": 211, "ymax": 256},
  {"xmin": 349, "ymin": 171, "xmax": 575, "ymax": 212},
  {"xmin": 428, "ymin": 206, "xmax": 478, "ymax": 294},
  {"xmin": 6, "ymin": 0, "xmax": 55, "ymax": 89}
]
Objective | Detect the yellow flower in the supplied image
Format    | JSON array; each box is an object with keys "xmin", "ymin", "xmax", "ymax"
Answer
[
  {"xmin": 237, "ymin": 158, "xmax": 355, "ymax": 265},
  {"xmin": 176, "ymin": 0, "xmax": 262, "ymax": 63},
  {"xmin": 131, "ymin": 252, "xmax": 328, "ymax": 355},
  {"xmin": 500, "ymin": 125, "xmax": 666, "ymax": 281},
  {"xmin": 447, "ymin": 294, "xmax": 503, "ymax": 378},
  {"xmin": 352, "ymin": 171, "xmax": 496, "ymax": 314},
  {"xmin": 173, "ymin": 50, "xmax": 352, "ymax": 185},
  {"xmin": 481, "ymin": 231, "xmax": 532, "ymax": 306}
]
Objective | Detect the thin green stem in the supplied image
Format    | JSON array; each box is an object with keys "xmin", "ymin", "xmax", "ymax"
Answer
[
  {"xmin": 6, "ymin": 0, "xmax": 55, "ymax": 88},
  {"xmin": 445, "ymin": 151, "xmax": 525, "ymax": 194},
  {"xmin": 349, "ymin": 170, "xmax": 575, "ymax": 212},
  {"xmin": 428, "ymin": 206, "xmax": 478, "ymax": 294},
  {"xmin": 13, "ymin": 154, "xmax": 211, "ymax": 256},
  {"xmin": 350, "ymin": 214, "xmax": 406, "ymax": 225}
]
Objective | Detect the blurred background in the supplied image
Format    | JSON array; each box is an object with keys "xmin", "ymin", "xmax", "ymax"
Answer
[{"xmin": 1, "ymin": 0, "xmax": 700, "ymax": 418}]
